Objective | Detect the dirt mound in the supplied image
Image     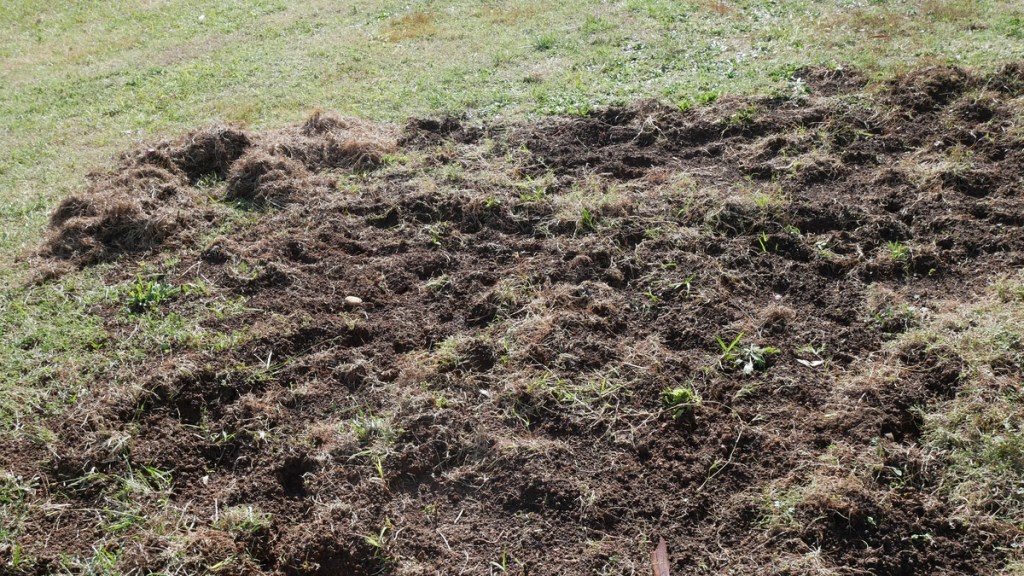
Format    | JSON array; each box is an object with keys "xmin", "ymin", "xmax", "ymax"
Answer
[
  {"xmin": 887, "ymin": 65, "xmax": 975, "ymax": 112},
  {"xmin": 14, "ymin": 63, "xmax": 1024, "ymax": 574},
  {"xmin": 225, "ymin": 150, "xmax": 311, "ymax": 206},
  {"xmin": 267, "ymin": 114, "xmax": 397, "ymax": 171},
  {"xmin": 39, "ymin": 117, "xmax": 398, "ymax": 267},
  {"xmin": 170, "ymin": 126, "xmax": 252, "ymax": 182},
  {"xmin": 43, "ymin": 154, "xmax": 204, "ymax": 265}
]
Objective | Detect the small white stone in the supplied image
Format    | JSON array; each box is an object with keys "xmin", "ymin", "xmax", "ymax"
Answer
[{"xmin": 344, "ymin": 296, "xmax": 363, "ymax": 307}]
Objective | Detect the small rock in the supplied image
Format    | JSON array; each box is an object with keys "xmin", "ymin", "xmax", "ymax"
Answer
[{"xmin": 344, "ymin": 296, "xmax": 363, "ymax": 307}]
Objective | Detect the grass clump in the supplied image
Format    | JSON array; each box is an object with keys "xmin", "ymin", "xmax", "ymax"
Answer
[
  {"xmin": 349, "ymin": 411, "xmax": 399, "ymax": 480},
  {"xmin": 0, "ymin": 275, "xmax": 110, "ymax": 431},
  {"xmin": 532, "ymin": 33, "xmax": 558, "ymax": 52},
  {"xmin": 913, "ymin": 275, "xmax": 1024, "ymax": 523},
  {"xmin": 886, "ymin": 241, "xmax": 910, "ymax": 262},
  {"xmin": 213, "ymin": 505, "xmax": 272, "ymax": 534}
]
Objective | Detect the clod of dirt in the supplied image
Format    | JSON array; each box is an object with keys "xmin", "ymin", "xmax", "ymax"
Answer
[
  {"xmin": 399, "ymin": 115, "xmax": 483, "ymax": 147},
  {"xmin": 170, "ymin": 126, "xmax": 251, "ymax": 182},
  {"xmin": 301, "ymin": 109, "xmax": 349, "ymax": 135},
  {"xmin": 38, "ymin": 112, "xmax": 400, "ymax": 266},
  {"xmin": 42, "ymin": 159, "xmax": 201, "ymax": 264},
  {"xmin": 887, "ymin": 65, "xmax": 974, "ymax": 113},
  {"xmin": 992, "ymin": 60, "xmax": 1024, "ymax": 94},
  {"xmin": 794, "ymin": 65, "xmax": 867, "ymax": 96},
  {"xmin": 225, "ymin": 149, "xmax": 310, "ymax": 205},
  {"xmin": 267, "ymin": 116, "xmax": 398, "ymax": 171}
]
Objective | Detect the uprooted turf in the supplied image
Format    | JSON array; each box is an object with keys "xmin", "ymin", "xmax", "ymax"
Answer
[{"xmin": 6, "ymin": 63, "xmax": 1024, "ymax": 574}]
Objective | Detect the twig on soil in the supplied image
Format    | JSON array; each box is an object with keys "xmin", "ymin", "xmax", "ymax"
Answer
[{"xmin": 437, "ymin": 529, "xmax": 452, "ymax": 552}]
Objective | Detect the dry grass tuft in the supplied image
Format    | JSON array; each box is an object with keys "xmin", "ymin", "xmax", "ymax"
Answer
[
  {"xmin": 42, "ymin": 159, "xmax": 201, "ymax": 264},
  {"xmin": 226, "ymin": 149, "xmax": 310, "ymax": 206},
  {"xmin": 169, "ymin": 126, "xmax": 252, "ymax": 182},
  {"xmin": 270, "ymin": 114, "xmax": 397, "ymax": 171}
]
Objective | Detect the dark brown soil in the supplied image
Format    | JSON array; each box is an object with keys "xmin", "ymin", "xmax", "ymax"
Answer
[{"xmin": 11, "ymin": 62, "xmax": 1024, "ymax": 574}]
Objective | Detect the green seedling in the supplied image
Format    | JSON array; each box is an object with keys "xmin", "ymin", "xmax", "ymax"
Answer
[
  {"xmin": 519, "ymin": 186, "xmax": 547, "ymax": 202},
  {"xmin": 126, "ymin": 277, "xmax": 179, "ymax": 313},
  {"xmin": 753, "ymin": 192, "xmax": 772, "ymax": 209},
  {"xmin": 427, "ymin": 223, "xmax": 447, "ymax": 247},
  {"xmin": 886, "ymin": 241, "xmax": 910, "ymax": 261},
  {"xmin": 645, "ymin": 289, "xmax": 660, "ymax": 305},
  {"xmin": 717, "ymin": 333, "xmax": 780, "ymax": 374},
  {"xmin": 350, "ymin": 411, "xmax": 391, "ymax": 444},
  {"xmin": 662, "ymin": 385, "xmax": 701, "ymax": 418},
  {"xmin": 578, "ymin": 208, "xmax": 597, "ymax": 232},
  {"xmin": 364, "ymin": 517, "xmax": 393, "ymax": 556},
  {"xmin": 491, "ymin": 550, "xmax": 510, "ymax": 572}
]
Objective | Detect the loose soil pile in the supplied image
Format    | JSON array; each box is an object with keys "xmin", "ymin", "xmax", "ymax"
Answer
[{"xmin": 9, "ymin": 63, "xmax": 1024, "ymax": 574}]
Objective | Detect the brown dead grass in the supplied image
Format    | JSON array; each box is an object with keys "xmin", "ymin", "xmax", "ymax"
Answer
[
  {"xmin": 385, "ymin": 11, "xmax": 437, "ymax": 42},
  {"xmin": 42, "ymin": 152, "xmax": 202, "ymax": 265},
  {"xmin": 40, "ymin": 113, "xmax": 397, "ymax": 266},
  {"xmin": 226, "ymin": 150, "xmax": 310, "ymax": 206},
  {"xmin": 268, "ymin": 115, "xmax": 397, "ymax": 171}
]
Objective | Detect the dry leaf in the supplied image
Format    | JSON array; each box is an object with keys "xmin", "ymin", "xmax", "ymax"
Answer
[{"xmin": 652, "ymin": 538, "xmax": 670, "ymax": 576}]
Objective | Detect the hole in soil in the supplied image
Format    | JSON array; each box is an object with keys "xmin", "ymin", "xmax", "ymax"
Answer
[
  {"xmin": 880, "ymin": 411, "xmax": 923, "ymax": 443},
  {"xmin": 279, "ymin": 534, "xmax": 386, "ymax": 576},
  {"xmin": 277, "ymin": 455, "xmax": 316, "ymax": 498},
  {"xmin": 941, "ymin": 169, "xmax": 996, "ymax": 198},
  {"xmin": 899, "ymin": 344, "xmax": 965, "ymax": 400}
]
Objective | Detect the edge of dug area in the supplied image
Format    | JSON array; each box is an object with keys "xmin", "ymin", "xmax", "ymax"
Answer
[{"xmin": 6, "ymin": 62, "xmax": 1024, "ymax": 574}]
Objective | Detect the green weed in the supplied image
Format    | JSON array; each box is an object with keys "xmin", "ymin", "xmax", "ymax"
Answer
[
  {"xmin": 533, "ymin": 33, "xmax": 558, "ymax": 51},
  {"xmin": 717, "ymin": 333, "xmax": 780, "ymax": 375},
  {"xmin": 578, "ymin": 208, "xmax": 597, "ymax": 232},
  {"xmin": 662, "ymin": 385, "xmax": 701, "ymax": 418},
  {"xmin": 886, "ymin": 241, "xmax": 910, "ymax": 262},
  {"xmin": 125, "ymin": 277, "xmax": 180, "ymax": 313},
  {"xmin": 364, "ymin": 517, "xmax": 393, "ymax": 557}
]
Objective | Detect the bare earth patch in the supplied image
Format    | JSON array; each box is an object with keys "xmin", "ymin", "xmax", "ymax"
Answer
[{"xmin": 7, "ymin": 63, "xmax": 1024, "ymax": 574}]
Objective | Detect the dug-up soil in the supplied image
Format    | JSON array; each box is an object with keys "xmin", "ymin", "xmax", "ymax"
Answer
[{"xmin": 8, "ymin": 63, "xmax": 1024, "ymax": 574}]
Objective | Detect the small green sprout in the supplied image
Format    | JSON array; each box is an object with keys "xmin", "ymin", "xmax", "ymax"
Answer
[
  {"xmin": 662, "ymin": 385, "xmax": 701, "ymax": 418},
  {"xmin": 578, "ymin": 208, "xmax": 597, "ymax": 232},
  {"xmin": 886, "ymin": 241, "xmax": 910, "ymax": 261},
  {"xmin": 126, "ymin": 276, "xmax": 179, "ymax": 313},
  {"xmin": 364, "ymin": 517, "xmax": 393, "ymax": 556},
  {"xmin": 717, "ymin": 333, "xmax": 780, "ymax": 374}
]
